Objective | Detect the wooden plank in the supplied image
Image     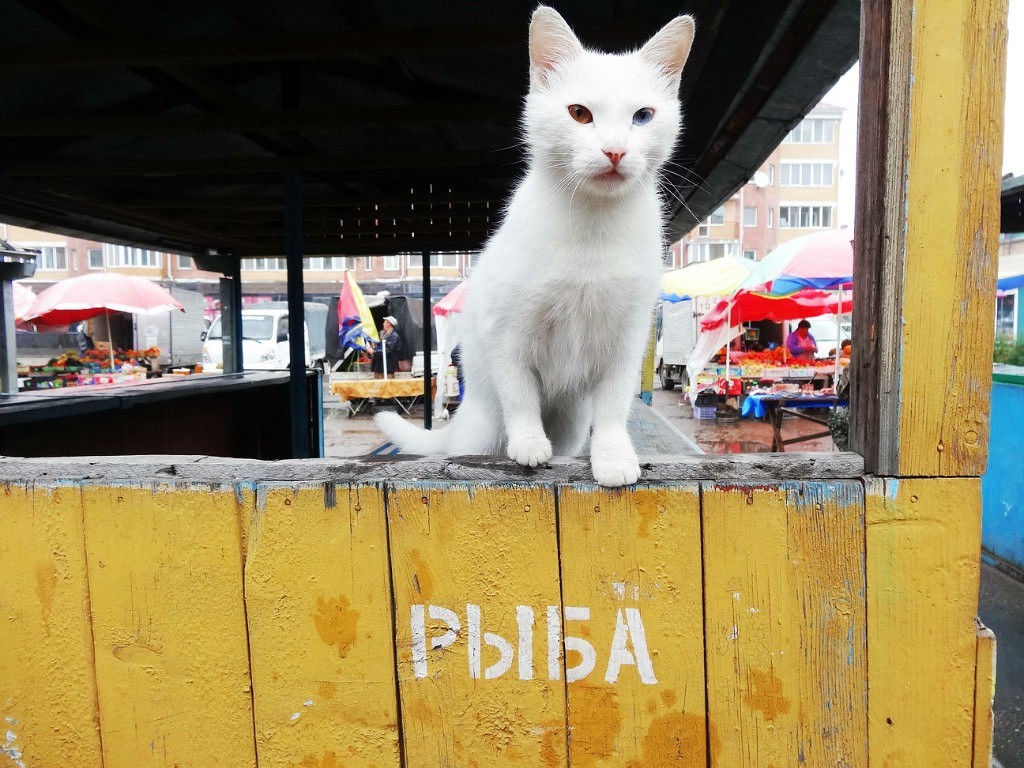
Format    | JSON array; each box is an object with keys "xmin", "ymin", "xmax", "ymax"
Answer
[
  {"xmin": 852, "ymin": 0, "xmax": 1008, "ymax": 475},
  {"xmin": 82, "ymin": 483, "xmax": 257, "ymax": 768},
  {"xmin": 973, "ymin": 623, "xmax": 997, "ymax": 768},
  {"xmin": 557, "ymin": 485, "xmax": 708, "ymax": 767},
  {"xmin": 702, "ymin": 482, "xmax": 867, "ymax": 767},
  {"xmin": 849, "ymin": 0, "xmax": 895, "ymax": 469},
  {"xmin": 387, "ymin": 483, "xmax": 567, "ymax": 767},
  {"xmin": 0, "ymin": 481, "xmax": 103, "ymax": 767},
  {"xmin": 865, "ymin": 477, "xmax": 982, "ymax": 767},
  {"xmin": 244, "ymin": 483, "xmax": 400, "ymax": 768}
]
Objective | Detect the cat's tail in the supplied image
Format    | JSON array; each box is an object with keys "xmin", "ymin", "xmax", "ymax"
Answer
[{"xmin": 374, "ymin": 410, "xmax": 451, "ymax": 455}]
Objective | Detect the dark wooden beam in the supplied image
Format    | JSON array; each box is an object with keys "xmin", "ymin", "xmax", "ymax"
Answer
[{"xmin": 0, "ymin": 104, "xmax": 518, "ymax": 138}]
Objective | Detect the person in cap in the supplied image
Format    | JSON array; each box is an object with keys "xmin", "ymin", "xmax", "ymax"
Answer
[
  {"xmin": 371, "ymin": 315, "xmax": 402, "ymax": 377},
  {"xmin": 785, "ymin": 319, "xmax": 818, "ymax": 361}
]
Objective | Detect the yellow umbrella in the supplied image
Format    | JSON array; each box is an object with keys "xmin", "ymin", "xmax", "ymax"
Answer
[{"xmin": 660, "ymin": 255, "xmax": 753, "ymax": 301}]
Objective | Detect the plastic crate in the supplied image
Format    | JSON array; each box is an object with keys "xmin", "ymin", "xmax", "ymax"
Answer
[{"xmin": 694, "ymin": 406, "xmax": 717, "ymax": 420}]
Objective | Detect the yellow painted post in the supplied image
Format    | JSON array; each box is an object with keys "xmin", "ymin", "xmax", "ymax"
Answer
[
  {"xmin": 387, "ymin": 484, "xmax": 567, "ymax": 767},
  {"xmin": 641, "ymin": 308, "xmax": 657, "ymax": 405},
  {"xmin": 973, "ymin": 623, "xmax": 997, "ymax": 768},
  {"xmin": 244, "ymin": 483, "xmax": 400, "ymax": 768},
  {"xmin": 865, "ymin": 478, "xmax": 982, "ymax": 766},
  {"xmin": 852, "ymin": 0, "xmax": 1008, "ymax": 475},
  {"xmin": 557, "ymin": 485, "xmax": 709, "ymax": 767},
  {"xmin": 0, "ymin": 482, "xmax": 103, "ymax": 767},
  {"xmin": 702, "ymin": 482, "xmax": 867, "ymax": 767},
  {"xmin": 81, "ymin": 483, "xmax": 257, "ymax": 768}
]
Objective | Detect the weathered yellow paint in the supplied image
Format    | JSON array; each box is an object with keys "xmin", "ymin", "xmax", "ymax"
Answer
[
  {"xmin": 973, "ymin": 623, "xmax": 997, "ymax": 768},
  {"xmin": 0, "ymin": 482, "xmax": 103, "ymax": 767},
  {"xmin": 557, "ymin": 485, "xmax": 708, "ymax": 768},
  {"xmin": 244, "ymin": 483, "xmax": 400, "ymax": 768},
  {"xmin": 387, "ymin": 483, "xmax": 568, "ymax": 767},
  {"xmin": 893, "ymin": 0, "xmax": 1008, "ymax": 475},
  {"xmin": 81, "ymin": 483, "xmax": 257, "ymax": 768},
  {"xmin": 702, "ymin": 482, "xmax": 867, "ymax": 767},
  {"xmin": 865, "ymin": 477, "xmax": 982, "ymax": 767}
]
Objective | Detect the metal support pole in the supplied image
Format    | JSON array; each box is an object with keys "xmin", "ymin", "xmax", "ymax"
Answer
[
  {"xmin": 284, "ymin": 169, "xmax": 309, "ymax": 459},
  {"xmin": 219, "ymin": 260, "xmax": 243, "ymax": 374},
  {"xmin": 422, "ymin": 249, "xmax": 432, "ymax": 430},
  {"xmin": 0, "ymin": 281, "xmax": 17, "ymax": 394}
]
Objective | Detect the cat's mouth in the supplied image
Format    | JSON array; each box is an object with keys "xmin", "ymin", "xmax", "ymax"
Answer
[{"xmin": 595, "ymin": 168, "xmax": 626, "ymax": 182}]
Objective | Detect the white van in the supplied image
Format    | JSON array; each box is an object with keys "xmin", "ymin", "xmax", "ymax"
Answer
[{"xmin": 203, "ymin": 302, "xmax": 328, "ymax": 370}]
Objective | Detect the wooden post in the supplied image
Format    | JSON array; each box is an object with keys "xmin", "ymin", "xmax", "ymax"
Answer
[{"xmin": 851, "ymin": 0, "xmax": 1008, "ymax": 476}]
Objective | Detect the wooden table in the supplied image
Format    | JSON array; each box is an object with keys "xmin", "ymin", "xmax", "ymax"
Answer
[
  {"xmin": 330, "ymin": 376, "xmax": 434, "ymax": 416},
  {"xmin": 741, "ymin": 393, "xmax": 848, "ymax": 451}
]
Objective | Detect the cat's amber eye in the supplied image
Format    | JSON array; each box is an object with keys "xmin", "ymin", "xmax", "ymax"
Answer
[
  {"xmin": 567, "ymin": 104, "xmax": 593, "ymax": 124},
  {"xmin": 633, "ymin": 107, "xmax": 655, "ymax": 126}
]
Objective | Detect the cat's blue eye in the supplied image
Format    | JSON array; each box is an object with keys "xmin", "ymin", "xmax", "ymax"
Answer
[{"xmin": 632, "ymin": 108, "xmax": 655, "ymax": 126}]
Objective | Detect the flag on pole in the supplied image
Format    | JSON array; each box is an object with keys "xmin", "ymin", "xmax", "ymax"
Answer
[{"xmin": 337, "ymin": 270, "xmax": 379, "ymax": 351}]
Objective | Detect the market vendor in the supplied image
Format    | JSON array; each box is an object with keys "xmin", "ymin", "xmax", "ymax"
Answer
[
  {"xmin": 785, "ymin": 319, "xmax": 818, "ymax": 361},
  {"xmin": 371, "ymin": 315, "xmax": 402, "ymax": 378}
]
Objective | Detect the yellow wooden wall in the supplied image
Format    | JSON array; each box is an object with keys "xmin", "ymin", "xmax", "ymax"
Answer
[{"xmin": 0, "ymin": 476, "xmax": 993, "ymax": 767}]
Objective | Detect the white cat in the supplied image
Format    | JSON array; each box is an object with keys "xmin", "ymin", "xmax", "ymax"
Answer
[{"xmin": 375, "ymin": 6, "xmax": 695, "ymax": 486}]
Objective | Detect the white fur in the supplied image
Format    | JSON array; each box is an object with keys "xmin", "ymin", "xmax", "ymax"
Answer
[{"xmin": 376, "ymin": 7, "xmax": 695, "ymax": 487}]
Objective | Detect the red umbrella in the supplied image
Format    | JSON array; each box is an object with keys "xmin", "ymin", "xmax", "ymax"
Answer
[
  {"xmin": 700, "ymin": 288, "xmax": 853, "ymax": 331},
  {"xmin": 433, "ymin": 281, "xmax": 468, "ymax": 317},
  {"xmin": 12, "ymin": 281, "xmax": 35, "ymax": 324},
  {"xmin": 23, "ymin": 273, "xmax": 185, "ymax": 369},
  {"xmin": 24, "ymin": 272, "xmax": 184, "ymax": 326}
]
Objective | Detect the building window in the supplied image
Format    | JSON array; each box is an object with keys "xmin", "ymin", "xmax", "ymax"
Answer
[
  {"xmin": 88, "ymin": 248, "xmax": 104, "ymax": 269},
  {"xmin": 383, "ymin": 255, "xmax": 400, "ymax": 271},
  {"xmin": 247, "ymin": 257, "xmax": 286, "ymax": 271},
  {"xmin": 709, "ymin": 206, "xmax": 725, "ymax": 225},
  {"xmin": 104, "ymin": 245, "xmax": 162, "ymax": 268},
  {"xmin": 767, "ymin": 209, "xmax": 774, "ymax": 228},
  {"xmin": 429, "ymin": 252, "xmax": 459, "ymax": 268},
  {"xmin": 996, "ymin": 291, "xmax": 1017, "ymax": 339},
  {"xmin": 783, "ymin": 118, "xmax": 837, "ymax": 144},
  {"xmin": 742, "ymin": 207, "xmax": 757, "ymax": 227},
  {"xmin": 177, "ymin": 254, "xmax": 193, "ymax": 270},
  {"xmin": 32, "ymin": 245, "xmax": 68, "ymax": 270},
  {"xmin": 778, "ymin": 205, "xmax": 834, "ymax": 229},
  {"xmin": 743, "ymin": 249, "xmax": 757, "ymax": 260},
  {"xmin": 407, "ymin": 253, "xmax": 423, "ymax": 268},
  {"xmin": 364, "ymin": 257, "xmax": 374, "ymax": 272},
  {"xmin": 780, "ymin": 162, "xmax": 835, "ymax": 187},
  {"xmin": 768, "ymin": 164, "xmax": 775, "ymax": 185},
  {"xmin": 691, "ymin": 241, "xmax": 737, "ymax": 263}
]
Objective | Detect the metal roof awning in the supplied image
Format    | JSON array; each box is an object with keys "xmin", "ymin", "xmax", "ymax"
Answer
[{"xmin": 0, "ymin": 0, "xmax": 859, "ymax": 260}]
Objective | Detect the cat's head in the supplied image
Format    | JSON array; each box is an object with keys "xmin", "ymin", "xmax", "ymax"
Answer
[{"xmin": 524, "ymin": 7, "xmax": 695, "ymax": 198}]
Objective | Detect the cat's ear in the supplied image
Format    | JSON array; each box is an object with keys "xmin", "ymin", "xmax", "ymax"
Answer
[
  {"xmin": 639, "ymin": 15, "xmax": 696, "ymax": 89},
  {"xmin": 529, "ymin": 6, "xmax": 584, "ymax": 87}
]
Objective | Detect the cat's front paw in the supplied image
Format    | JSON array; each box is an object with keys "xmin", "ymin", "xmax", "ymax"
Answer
[
  {"xmin": 591, "ymin": 446, "xmax": 642, "ymax": 487},
  {"xmin": 507, "ymin": 434, "xmax": 553, "ymax": 467}
]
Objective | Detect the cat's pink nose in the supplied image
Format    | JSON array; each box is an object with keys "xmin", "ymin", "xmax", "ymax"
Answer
[{"xmin": 603, "ymin": 149, "xmax": 627, "ymax": 167}]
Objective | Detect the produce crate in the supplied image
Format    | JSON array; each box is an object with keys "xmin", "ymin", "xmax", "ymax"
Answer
[{"xmin": 694, "ymin": 405, "xmax": 717, "ymax": 420}]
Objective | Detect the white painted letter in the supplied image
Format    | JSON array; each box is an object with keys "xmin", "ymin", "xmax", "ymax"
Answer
[
  {"xmin": 605, "ymin": 607, "xmax": 658, "ymax": 684},
  {"xmin": 467, "ymin": 603, "xmax": 482, "ymax": 679},
  {"xmin": 547, "ymin": 605, "xmax": 562, "ymax": 680},
  {"xmin": 412, "ymin": 604, "xmax": 461, "ymax": 679},
  {"xmin": 467, "ymin": 604, "xmax": 515, "ymax": 680},
  {"xmin": 411, "ymin": 604, "xmax": 427, "ymax": 678},
  {"xmin": 563, "ymin": 606, "xmax": 597, "ymax": 683},
  {"xmin": 484, "ymin": 631, "xmax": 514, "ymax": 680},
  {"xmin": 517, "ymin": 606, "xmax": 535, "ymax": 680}
]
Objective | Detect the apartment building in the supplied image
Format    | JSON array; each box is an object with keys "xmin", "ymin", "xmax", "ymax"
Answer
[
  {"xmin": 2, "ymin": 219, "xmax": 473, "ymax": 314},
  {"xmin": 671, "ymin": 103, "xmax": 846, "ymax": 268}
]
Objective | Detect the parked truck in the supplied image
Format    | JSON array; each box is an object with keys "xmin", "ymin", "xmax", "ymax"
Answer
[
  {"xmin": 133, "ymin": 286, "xmax": 207, "ymax": 369},
  {"xmin": 203, "ymin": 301, "xmax": 328, "ymax": 370}
]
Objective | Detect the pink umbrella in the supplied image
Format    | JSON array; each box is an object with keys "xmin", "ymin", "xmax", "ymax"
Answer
[
  {"xmin": 433, "ymin": 281, "xmax": 468, "ymax": 317},
  {"xmin": 739, "ymin": 228, "xmax": 853, "ymax": 295},
  {"xmin": 12, "ymin": 282, "xmax": 35, "ymax": 323},
  {"xmin": 23, "ymin": 273, "xmax": 185, "ymax": 369}
]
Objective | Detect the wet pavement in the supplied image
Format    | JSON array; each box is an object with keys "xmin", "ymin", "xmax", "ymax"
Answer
[
  {"xmin": 322, "ymin": 383, "xmax": 838, "ymax": 457},
  {"xmin": 982, "ymin": 563, "xmax": 1024, "ymax": 767}
]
